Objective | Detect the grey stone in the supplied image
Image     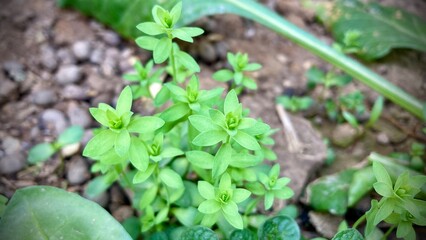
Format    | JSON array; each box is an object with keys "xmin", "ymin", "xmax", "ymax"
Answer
[
  {"xmin": 40, "ymin": 109, "xmax": 68, "ymax": 134},
  {"xmin": 63, "ymin": 85, "xmax": 87, "ymax": 100},
  {"xmin": 66, "ymin": 156, "xmax": 90, "ymax": 185},
  {"xmin": 72, "ymin": 41, "xmax": 92, "ymax": 61},
  {"xmin": 3, "ymin": 60, "xmax": 26, "ymax": 82},
  {"xmin": 40, "ymin": 45, "xmax": 58, "ymax": 71},
  {"xmin": 57, "ymin": 48, "xmax": 76, "ymax": 65},
  {"xmin": 90, "ymin": 48, "xmax": 104, "ymax": 64},
  {"xmin": 198, "ymin": 40, "xmax": 217, "ymax": 63},
  {"xmin": 101, "ymin": 30, "xmax": 121, "ymax": 46},
  {"xmin": 67, "ymin": 102, "xmax": 92, "ymax": 128},
  {"xmin": 0, "ymin": 78, "xmax": 18, "ymax": 105},
  {"xmin": 376, "ymin": 132, "xmax": 390, "ymax": 145},
  {"xmin": 372, "ymin": 120, "xmax": 407, "ymax": 144},
  {"xmin": 331, "ymin": 123, "xmax": 364, "ymax": 148},
  {"xmin": 309, "ymin": 212, "xmax": 343, "ymax": 239},
  {"xmin": 56, "ymin": 65, "xmax": 82, "ymax": 85},
  {"xmin": 101, "ymin": 48, "xmax": 119, "ymax": 76},
  {"xmin": 31, "ymin": 89, "xmax": 57, "ymax": 106},
  {"xmin": 0, "ymin": 137, "xmax": 26, "ymax": 174}
]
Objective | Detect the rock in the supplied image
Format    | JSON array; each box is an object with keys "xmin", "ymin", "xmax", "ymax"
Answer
[
  {"xmin": 72, "ymin": 41, "xmax": 92, "ymax": 61},
  {"xmin": 56, "ymin": 65, "xmax": 82, "ymax": 85},
  {"xmin": 376, "ymin": 132, "xmax": 390, "ymax": 145},
  {"xmin": 331, "ymin": 124, "xmax": 364, "ymax": 148},
  {"xmin": 0, "ymin": 137, "xmax": 26, "ymax": 174},
  {"xmin": 198, "ymin": 40, "xmax": 217, "ymax": 63},
  {"xmin": 40, "ymin": 109, "xmax": 68, "ymax": 134},
  {"xmin": 61, "ymin": 143, "xmax": 81, "ymax": 158},
  {"xmin": 0, "ymin": 77, "xmax": 18, "ymax": 105},
  {"xmin": 54, "ymin": 18, "xmax": 94, "ymax": 45},
  {"xmin": 62, "ymin": 85, "xmax": 88, "ymax": 100},
  {"xmin": 31, "ymin": 89, "xmax": 57, "ymax": 106},
  {"xmin": 2, "ymin": 60, "xmax": 26, "ymax": 82},
  {"xmin": 40, "ymin": 45, "xmax": 58, "ymax": 71},
  {"xmin": 66, "ymin": 156, "xmax": 89, "ymax": 185},
  {"xmin": 90, "ymin": 48, "xmax": 104, "ymax": 64},
  {"xmin": 112, "ymin": 206, "xmax": 134, "ymax": 222},
  {"xmin": 372, "ymin": 120, "xmax": 407, "ymax": 144},
  {"xmin": 91, "ymin": 93, "xmax": 112, "ymax": 107},
  {"xmin": 57, "ymin": 48, "xmax": 76, "ymax": 65},
  {"xmin": 87, "ymin": 72, "xmax": 114, "ymax": 93},
  {"xmin": 67, "ymin": 102, "xmax": 92, "ymax": 128},
  {"xmin": 309, "ymin": 212, "xmax": 343, "ymax": 239},
  {"xmin": 101, "ymin": 30, "xmax": 121, "ymax": 46},
  {"xmin": 101, "ymin": 48, "xmax": 119, "ymax": 76},
  {"xmin": 214, "ymin": 41, "xmax": 228, "ymax": 60}
]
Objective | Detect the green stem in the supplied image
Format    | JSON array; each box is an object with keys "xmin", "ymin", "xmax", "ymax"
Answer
[
  {"xmin": 381, "ymin": 225, "xmax": 396, "ymax": 240},
  {"xmin": 182, "ymin": 0, "xmax": 424, "ymax": 120},
  {"xmin": 352, "ymin": 214, "xmax": 366, "ymax": 230},
  {"xmin": 170, "ymin": 42, "xmax": 178, "ymax": 83}
]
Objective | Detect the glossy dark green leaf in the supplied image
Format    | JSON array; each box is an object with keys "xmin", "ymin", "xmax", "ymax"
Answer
[
  {"xmin": 258, "ymin": 215, "xmax": 300, "ymax": 240},
  {"xmin": 331, "ymin": 228, "xmax": 364, "ymax": 240},
  {"xmin": 179, "ymin": 225, "xmax": 218, "ymax": 240},
  {"xmin": 28, "ymin": 143, "xmax": 56, "ymax": 164},
  {"xmin": 348, "ymin": 167, "xmax": 375, "ymax": 207},
  {"xmin": 230, "ymin": 229, "xmax": 256, "ymax": 240},
  {"xmin": 0, "ymin": 186, "xmax": 132, "ymax": 240}
]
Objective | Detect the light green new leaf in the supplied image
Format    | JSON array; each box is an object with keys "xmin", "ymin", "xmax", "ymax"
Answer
[
  {"xmin": 161, "ymin": 147, "xmax": 183, "ymax": 158},
  {"xmin": 153, "ymin": 37, "xmax": 172, "ymax": 63},
  {"xmin": 116, "ymin": 86, "xmax": 133, "ymax": 116},
  {"xmin": 159, "ymin": 168, "xmax": 184, "ymax": 189},
  {"xmin": 57, "ymin": 125, "xmax": 84, "ymax": 146},
  {"xmin": 198, "ymin": 181, "xmax": 215, "ymax": 200},
  {"xmin": 199, "ymin": 200, "xmax": 221, "ymax": 214},
  {"xmin": 180, "ymin": 27, "xmax": 204, "ymax": 37},
  {"xmin": 160, "ymin": 102, "xmax": 190, "ymax": 122},
  {"xmin": 136, "ymin": 22, "xmax": 164, "ymax": 36},
  {"xmin": 212, "ymin": 143, "xmax": 232, "ymax": 179},
  {"xmin": 89, "ymin": 108, "xmax": 109, "ymax": 127},
  {"xmin": 372, "ymin": 161, "xmax": 392, "ymax": 186},
  {"xmin": 83, "ymin": 130, "xmax": 116, "ymax": 158},
  {"xmin": 222, "ymin": 202, "xmax": 243, "ymax": 229},
  {"xmin": 232, "ymin": 189, "xmax": 251, "ymax": 203},
  {"xmin": 170, "ymin": 1, "xmax": 182, "ymax": 26},
  {"xmin": 139, "ymin": 186, "xmax": 158, "ymax": 210},
  {"xmin": 233, "ymin": 131, "xmax": 260, "ymax": 150},
  {"xmin": 133, "ymin": 164, "xmax": 157, "ymax": 184},
  {"xmin": 135, "ymin": 36, "xmax": 159, "ymax": 51},
  {"xmin": 176, "ymin": 51, "xmax": 200, "ymax": 72},
  {"xmin": 0, "ymin": 186, "xmax": 132, "ymax": 240},
  {"xmin": 127, "ymin": 116, "xmax": 165, "ymax": 133},
  {"xmin": 213, "ymin": 69, "xmax": 234, "ymax": 82},
  {"xmin": 186, "ymin": 151, "xmax": 214, "ymax": 169},
  {"xmin": 188, "ymin": 115, "xmax": 220, "ymax": 132},
  {"xmin": 172, "ymin": 29, "xmax": 193, "ymax": 42},
  {"xmin": 28, "ymin": 143, "xmax": 56, "ymax": 164},
  {"xmin": 129, "ymin": 137, "xmax": 149, "ymax": 171},
  {"xmin": 114, "ymin": 130, "xmax": 131, "ymax": 157},
  {"xmin": 224, "ymin": 90, "xmax": 239, "ymax": 114},
  {"xmin": 193, "ymin": 130, "xmax": 227, "ymax": 147}
]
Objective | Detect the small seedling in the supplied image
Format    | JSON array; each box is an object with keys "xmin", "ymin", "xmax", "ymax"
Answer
[
  {"xmin": 276, "ymin": 95, "xmax": 313, "ymax": 112},
  {"xmin": 213, "ymin": 52, "xmax": 262, "ymax": 94},
  {"xmin": 123, "ymin": 60, "xmax": 164, "ymax": 99},
  {"xmin": 28, "ymin": 125, "xmax": 84, "ymax": 164},
  {"xmin": 306, "ymin": 66, "xmax": 352, "ymax": 90}
]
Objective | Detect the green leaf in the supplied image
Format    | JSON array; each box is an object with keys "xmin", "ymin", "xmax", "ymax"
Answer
[
  {"xmin": 222, "ymin": 201, "xmax": 243, "ymax": 229},
  {"xmin": 243, "ymin": 63, "xmax": 262, "ymax": 71},
  {"xmin": 372, "ymin": 161, "xmax": 392, "ymax": 186},
  {"xmin": 170, "ymin": 1, "xmax": 182, "ymax": 26},
  {"xmin": 136, "ymin": 22, "xmax": 164, "ymax": 35},
  {"xmin": 160, "ymin": 102, "xmax": 190, "ymax": 122},
  {"xmin": 224, "ymin": 90, "xmax": 239, "ymax": 114},
  {"xmin": 114, "ymin": 130, "xmax": 131, "ymax": 157},
  {"xmin": 198, "ymin": 181, "xmax": 215, "ymax": 200},
  {"xmin": 186, "ymin": 151, "xmax": 214, "ymax": 169},
  {"xmin": 0, "ymin": 186, "xmax": 132, "ymax": 240},
  {"xmin": 198, "ymin": 88, "xmax": 224, "ymax": 102},
  {"xmin": 179, "ymin": 226, "xmax": 218, "ymax": 240},
  {"xmin": 264, "ymin": 192, "xmax": 274, "ymax": 210},
  {"xmin": 323, "ymin": 0, "xmax": 426, "ymax": 60},
  {"xmin": 153, "ymin": 37, "xmax": 172, "ymax": 64},
  {"xmin": 139, "ymin": 186, "xmax": 158, "ymax": 210},
  {"xmin": 232, "ymin": 189, "xmax": 251, "ymax": 203},
  {"xmin": 176, "ymin": 51, "xmax": 200, "ymax": 72},
  {"xmin": 174, "ymin": 207, "xmax": 198, "ymax": 226},
  {"xmin": 83, "ymin": 130, "xmax": 116, "ymax": 158},
  {"xmin": 366, "ymin": 96, "xmax": 384, "ymax": 127},
  {"xmin": 212, "ymin": 143, "xmax": 232, "ymax": 180},
  {"xmin": 373, "ymin": 182, "xmax": 393, "ymax": 198},
  {"xmin": 129, "ymin": 137, "xmax": 149, "ymax": 171},
  {"xmin": 233, "ymin": 131, "xmax": 260, "ymax": 151},
  {"xmin": 159, "ymin": 168, "xmax": 184, "ymax": 189},
  {"xmin": 180, "ymin": 27, "xmax": 204, "ymax": 37},
  {"xmin": 306, "ymin": 66, "xmax": 325, "ymax": 89},
  {"xmin": 57, "ymin": 126, "xmax": 84, "ymax": 146},
  {"xmin": 258, "ymin": 215, "xmax": 300, "ymax": 240},
  {"xmin": 116, "ymin": 86, "xmax": 133, "ymax": 116},
  {"xmin": 172, "ymin": 29, "xmax": 193, "ymax": 42},
  {"xmin": 342, "ymin": 111, "xmax": 359, "ymax": 128},
  {"xmin": 373, "ymin": 200, "xmax": 394, "ymax": 225},
  {"xmin": 127, "ymin": 116, "xmax": 165, "ymax": 133},
  {"xmin": 89, "ymin": 108, "xmax": 109, "ymax": 127},
  {"xmin": 348, "ymin": 167, "xmax": 375, "ymax": 207},
  {"xmin": 199, "ymin": 199, "xmax": 221, "ymax": 214},
  {"xmin": 230, "ymin": 229, "xmax": 256, "ymax": 240},
  {"xmin": 213, "ymin": 69, "xmax": 234, "ymax": 82},
  {"xmin": 193, "ymin": 130, "xmax": 227, "ymax": 147},
  {"xmin": 27, "ymin": 143, "xmax": 56, "ymax": 164},
  {"xmin": 133, "ymin": 164, "xmax": 156, "ymax": 184},
  {"xmin": 135, "ymin": 36, "xmax": 159, "ymax": 51},
  {"xmin": 332, "ymin": 228, "xmax": 364, "ymax": 240}
]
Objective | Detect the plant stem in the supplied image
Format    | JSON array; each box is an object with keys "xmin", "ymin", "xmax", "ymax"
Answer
[
  {"xmin": 381, "ymin": 225, "xmax": 396, "ymax": 240},
  {"xmin": 352, "ymin": 214, "xmax": 366, "ymax": 229},
  {"xmin": 170, "ymin": 43, "xmax": 178, "ymax": 83}
]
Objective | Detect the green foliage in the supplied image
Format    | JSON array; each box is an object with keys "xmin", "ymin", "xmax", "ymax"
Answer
[
  {"xmin": 124, "ymin": 60, "xmax": 165, "ymax": 99},
  {"xmin": 306, "ymin": 66, "xmax": 352, "ymax": 90},
  {"xmin": 27, "ymin": 125, "xmax": 84, "ymax": 164},
  {"xmin": 0, "ymin": 186, "xmax": 132, "ymax": 240},
  {"xmin": 213, "ymin": 52, "xmax": 262, "ymax": 94},
  {"xmin": 258, "ymin": 215, "xmax": 300, "ymax": 240},
  {"xmin": 179, "ymin": 226, "xmax": 218, "ymax": 240},
  {"xmin": 313, "ymin": 0, "xmax": 426, "ymax": 60},
  {"xmin": 331, "ymin": 228, "xmax": 364, "ymax": 240},
  {"xmin": 276, "ymin": 96, "xmax": 313, "ymax": 113}
]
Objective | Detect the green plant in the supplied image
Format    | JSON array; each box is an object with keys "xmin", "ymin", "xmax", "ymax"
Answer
[
  {"xmin": 306, "ymin": 66, "xmax": 352, "ymax": 90},
  {"xmin": 213, "ymin": 52, "xmax": 262, "ymax": 94},
  {"xmin": 389, "ymin": 142, "xmax": 425, "ymax": 172},
  {"xmin": 27, "ymin": 125, "xmax": 84, "ymax": 164},
  {"xmin": 276, "ymin": 96, "xmax": 313, "ymax": 113},
  {"xmin": 0, "ymin": 186, "xmax": 132, "ymax": 240},
  {"xmin": 123, "ymin": 60, "xmax": 165, "ymax": 99},
  {"xmin": 82, "ymin": 2, "xmax": 294, "ymax": 239}
]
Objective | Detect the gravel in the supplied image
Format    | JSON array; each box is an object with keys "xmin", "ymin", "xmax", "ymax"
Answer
[
  {"xmin": 62, "ymin": 84, "xmax": 88, "ymax": 100},
  {"xmin": 0, "ymin": 78, "xmax": 18, "ymax": 105},
  {"xmin": 67, "ymin": 102, "xmax": 92, "ymax": 128},
  {"xmin": 40, "ymin": 108, "xmax": 68, "ymax": 134},
  {"xmin": 101, "ymin": 30, "xmax": 121, "ymax": 46},
  {"xmin": 56, "ymin": 65, "xmax": 82, "ymax": 85},
  {"xmin": 40, "ymin": 45, "xmax": 58, "ymax": 71},
  {"xmin": 72, "ymin": 41, "xmax": 92, "ymax": 61},
  {"xmin": 31, "ymin": 89, "xmax": 57, "ymax": 106},
  {"xmin": 0, "ymin": 137, "xmax": 26, "ymax": 174},
  {"xmin": 66, "ymin": 156, "xmax": 90, "ymax": 185},
  {"xmin": 2, "ymin": 60, "xmax": 26, "ymax": 82}
]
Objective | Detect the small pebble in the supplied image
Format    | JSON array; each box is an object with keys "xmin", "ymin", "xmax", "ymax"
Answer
[
  {"xmin": 61, "ymin": 143, "xmax": 81, "ymax": 158},
  {"xmin": 66, "ymin": 156, "xmax": 89, "ymax": 185},
  {"xmin": 56, "ymin": 65, "xmax": 82, "ymax": 85},
  {"xmin": 3, "ymin": 60, "xmax": 26, "ymax": 82},
  {"xmin": 40, "ymin": 45, "xmax": 58, "ymax": 71},
  {"xmin": 40, "ymin": 109, "xmax": 68, "ymax": 134},
  {"xmin": 72, "ymin": 41, "xmax": 92, "ymax": 61},
  {"xmin": 62, "ymin": 85, "xmax": 88, "ymax": 100},
  {"xmin": 198, "ymin": 40, "xmax": 216, "ymax": 63},
  {"xmin": 0, "ymin": 79, "xmax": 18, "ymax": 104},
  {"xmin": 0, "ymin": 137, "xmax": 26, "ymax": 174},
  {"xmin": 101, "ymin": 30, "xmax": 121, "ymax": 46},
  {"xmin": 376, "ymin": 132, "xmax": 390, "ymax": 145},
  {"xmin": 67, "ymin": 102, "xmax": 92, "ymax": 128},
  {"xmin": 90, "ymin": 48, "xmax": 104, "ymax": 64},
  {"xmin": 31, "ymin": 89, "xmax": 57, "ymax": 106},
  {"xmin": 57, "ymin": 48, "xmax": 76, "ymax": 65}
]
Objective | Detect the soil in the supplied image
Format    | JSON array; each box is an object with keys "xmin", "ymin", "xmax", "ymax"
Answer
[{"xmin": 0, "ymin": 0, "xmax": 425, "ymax": 238}]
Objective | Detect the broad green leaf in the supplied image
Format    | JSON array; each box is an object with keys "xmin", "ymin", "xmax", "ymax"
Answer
[
  {"xmin": 258, "ymin": 215, "xmax": 300, "ymax": 240},
  {"xmin": 373, "ymin": 200, "xmax": 394, "ymax": 225},
  {"xmin": 127, "ymin": 116, "xmax": 165, "ymax": 133},
  {"xmin": 28, "ymin": 143, "xmax": 56, "ymax": 164},
  {"xmin": 212, "ymin": 143, "xmax": 232, "ymax": 179},
  {"xmin": 189, "ymin": 115, "xmax": 221, "ymax": 132},
  {"xmin": 232, "ymin": 189, "xmax": 251, "ymax": 203},
  {"xmin": 153, "ymin": 37, "xmax": 172, "ymax": 63},
  {"xmin": 160, "ymin": 102, "xmax": 190, "ymax": 122},
  {"xmin": 198, "ymin": 88, "xmax": 224, "ymax": 102},
  {"xmin": 348, "ymin": 167, "xmax": 375, "ymax": 207},
  {"xmin": 372, "ymin": 161, "xmax": 392, "ymax": 186},
  {"xmin": 213, "ymin": 69, "xmax": 234, "ymax": 82},
  {"xmin": 224, "ymin": 90, "xmax": 239, "ymax": 114},
  {"xmin": 176, "ymin": 51, "xmax": 200, "ymax": 72},
  {"xmin": 179, "ymin": 226, "xmax": 218, "ymax": 240},
  {"xmin": 136, "ymin": 22, "xmax": 164, "ymax": 36},
  {"xmin": 230, "ymin": 229, "xmax": 256, "ymax": 240},
  {"xmin": 57, "ymin": 126, "xmax": 84, "ymax": 146},
  {"xmin": 114, "ymin": 130, "xmax": 131, "ymax": 157},
  {"xmin": 186, "ymin": 151, "xmax": 214, "ymax": 169},
  {"xmin": 136, "ymin": 36, "xmax": 159, "ymax": 51},
  {"xmin": 198, "ymin": 199, "xmax": 221, "ymax": 214},
  {"xmin": 231, "ymin": 151, "xmax": 261, "ymax": 168},
  {"xmin": 198, "ymin": 181, "xmax": 215, "ymax": 200},
  {"xmin": 243, "ymin": 63, "xmax": 262, "ymax": 71},
  {"xmin": 139, "ymin": 186, "xmax": 158, "ymax": 210},
  {"xmin": 89, "ymin": 108, "xmax": 109, "ymax": 127},
  {"xmin": 83, "ymin": 130, "xmax": 116, "ymax": 158},
  {"xmin": 322, "ymin": 0, "xmax": 426, "ymax": 60},
  {"xmin": 170, "ymin": 1, "xmax": 182, "ymax": 26},
  {"xmin": 159, "ymin": 168, "xmax": 183, "ymax": 189},
  {"xmin": 129, "ymin": 137, "xmax": 149, "ymax": 171},
  {"xmin": 133, "ymin": 164, "xmax": 156, "ymax": 184},
  {"xmin": 332, "ymin": 228, "xmax": 364, "ymax": 240},
  {"xmin": 121, "ymin": 217, "xmax": 140, "ymax": 240},
  {"xmin": 193, "ymin": 130, "xmax": 227, "ymax": 146},
  {"xmin": 116, "ymin": 86, "xmax": 133, "ymax": 116},
  {"xmin": 180, "ymin": 27, "xmax": 204, "ymax": 37},
  {"xmin": 174, "ymin": 207, "xmax": 198, "ymax": 226},
  {"xmin": 172, "ymin": 29, "xmax": 193, "ymax": 42},
  {"xmin": 222, "ymin": 202, "xmax": 243, "ymax": 229},
  {"xmin": 0, "ymin": 186, "xmax": 132, "ymax": 240},
  {"xmin": 373, "ymin": 182, "xmax": 393, "ymax": 198},
  {"xmin": 233, "ymin": 131, "xmax": 260, "ymax": 151},
  {"xmin": 85, "ymin": 175, "xmax": 114, "ymax": 198}
]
